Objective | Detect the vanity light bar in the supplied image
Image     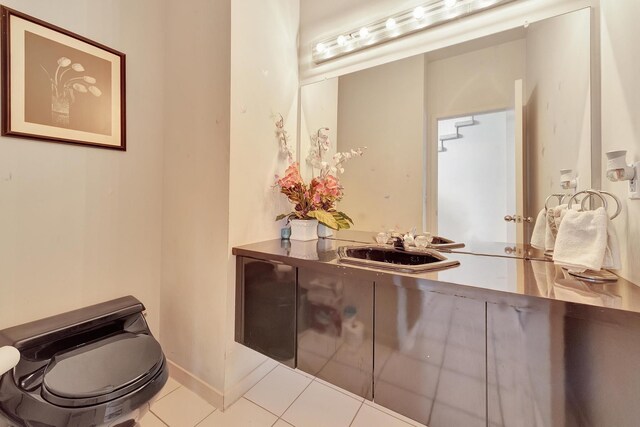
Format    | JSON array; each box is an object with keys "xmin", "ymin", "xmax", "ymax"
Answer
[{"xmin": 312, "ymin": 0, "xmax": 518, "ymax": 64}]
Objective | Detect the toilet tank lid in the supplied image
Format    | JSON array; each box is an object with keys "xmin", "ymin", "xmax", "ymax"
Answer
[{"xmin": 43, "ymin": 332, "xmax": 163, "ymax": 399}]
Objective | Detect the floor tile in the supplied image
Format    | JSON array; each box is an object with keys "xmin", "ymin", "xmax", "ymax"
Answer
[
  {"xmin": 155, "ymin": 376, "xmax": 182, "ymax": 401},
  {"xmin": 314, "ymin": 375, "xmax": 366, "ymax": 402},
  {"xmin": 372, "ymin": 380, "xmax": 432, "ymax": 426},
  {"xmin": 244, "ymin": 365, "xmax": 313, "ymax": 416},
  {"xmin": 282, "ymin": 381, "xmax": 362, "ymax": 427},
  {"xmin": 272, "ymin": 420, "xmax": 294, "ymax": 427},
  {"xmin": 196, "ymin": 398, "xmax": 277, "ymax": 427},
  {"xmin": 351, "ymin": 403, "xmax": 415, "ymax": 427},
  {"xmin": 151, "ymin": 386, "xmax": 216, "ymax": 426},
  {"xmin": 365, "ymin": 401, "xmax": 426, "ymax": 427},
  {"xmin": 279, "ymin": 362, "xmax": 315, "ymax": 379},
  {"xmin": 139, "ymin": 411, "xmax": 168, "ymax": 427}
]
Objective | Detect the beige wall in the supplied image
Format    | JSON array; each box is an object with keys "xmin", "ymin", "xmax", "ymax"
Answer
[
  {"xmin": 337, "ymin": 55, "xmax": 425, "ymax": 232},
  {"xmin": 525, "ymin": 8, "xmax": 592, "ymax": 216},
  {"xmin": 600, "ymin": 0, "xmax": 640, "ymax": 284},
  {"xmin": 300, "ymin": 78, "xmax": 339, "ymax": 182},
  {"xmin": 160, "ymin": 0, "xmax": 231, "ymax": 395},
  {"xmin": 0, "ymin": 0, "xmax": 164, "ymax": 334},
  {"xmin": 226, "ymin": 0, "xmax": 300, "ymax": 405}
]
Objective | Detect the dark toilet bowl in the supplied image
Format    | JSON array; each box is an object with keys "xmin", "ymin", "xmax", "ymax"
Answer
[{"xmin": 0, "ymin": 296, "xmax": 168, "ymax": 427}]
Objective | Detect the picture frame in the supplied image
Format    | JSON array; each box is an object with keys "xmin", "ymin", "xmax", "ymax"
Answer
[{"xmin": 1, "ymin": 6, "xmax": 126, "ymax": 150}]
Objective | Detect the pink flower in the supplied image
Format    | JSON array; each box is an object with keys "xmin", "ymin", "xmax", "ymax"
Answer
[
  {"xmin": 277, "ymin": 162, "xmax": 302, "ymax": 189},
  {"xmin": 323, "ymin": 175, "xmax": 342, "ymax": 197},
  {"xmin": 311, "ymin": 175, "xmax": 343, "ymax": 208}
]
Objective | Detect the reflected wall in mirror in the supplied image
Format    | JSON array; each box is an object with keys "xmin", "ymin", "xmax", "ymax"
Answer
[{"xmin": 299, "ymin": 8, "xmax": 593, "ymax": 245}]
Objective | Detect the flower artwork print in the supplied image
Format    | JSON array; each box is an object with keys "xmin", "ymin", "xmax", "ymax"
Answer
[{"xmin": 24, "ymin": 31, "xmax": 112, "ymax": 135}]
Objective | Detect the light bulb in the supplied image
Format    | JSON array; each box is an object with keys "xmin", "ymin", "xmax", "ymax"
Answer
[
  {"xmin": 444, "ymin": 0, "xmax": 457, "ymax": 8},
  {"xmin": 413, "ymin": 6, "xmax": 425, "ymax": 19},
  {"xmin": 359, "ymin": 27, "xmax": 370, "ymax": 39},
  {"xmin": 337, "ymin": 35, "xmax": 347, "ymax": 47},
  {"xmin": 315, "ymin": 42, "xmax": 326, "ymax": 53},
  {"xmin": 385, "ymin": 18, "xmax": 397, "ymax": 30}
]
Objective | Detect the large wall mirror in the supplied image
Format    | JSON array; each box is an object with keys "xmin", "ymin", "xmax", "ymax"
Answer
[{"xmin": 299, "ymin": 7, "xmax": 595, "ymax": 246}]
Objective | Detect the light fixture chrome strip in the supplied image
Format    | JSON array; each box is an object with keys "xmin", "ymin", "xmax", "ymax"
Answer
[{"xmin": 312, "ymin": 0, "xmax": 518, "ymax": 64}]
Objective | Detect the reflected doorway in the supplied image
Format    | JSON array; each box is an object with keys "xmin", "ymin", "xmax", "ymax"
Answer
[{"xmin": 437, "ymin": 110, "xmax": 516, "ymax": 244}]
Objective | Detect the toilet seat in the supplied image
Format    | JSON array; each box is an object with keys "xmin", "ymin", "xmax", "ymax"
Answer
[
  {"xmin": 0, "ymin": 296, "xmax": 168, "ymax": 427},
  {"xmin": 41, "ymin": 332, "xmax": 164, "ymax": 408}
]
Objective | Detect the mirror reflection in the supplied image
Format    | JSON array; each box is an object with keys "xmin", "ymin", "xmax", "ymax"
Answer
[{"xmin": 299, "ymin": 8, "xmax": 592, "ymax": 245}]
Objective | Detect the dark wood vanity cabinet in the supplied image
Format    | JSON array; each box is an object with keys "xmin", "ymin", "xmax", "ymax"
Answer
[
  {"xmin": 297, "ymin": 267, "xmax": 374, "ymax": 399},
  {"xmin": 375, "ymin": 280, "xmax": 486, "ymax": 427},
  {"xmin": 235, "ymin": 254, "xmax": 640, "ymax": 427},
  {"xmin": 235, "ymin": 257, "xmax": 296, "ymax": 367},
  {"xmin": 488, "ymin": 300, "xmax": 640, "ymax": 427}
]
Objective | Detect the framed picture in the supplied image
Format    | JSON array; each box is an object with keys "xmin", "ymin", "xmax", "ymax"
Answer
[{"xmin": 1, "ymin": 6, "xmax": 126, "ymax": 150}]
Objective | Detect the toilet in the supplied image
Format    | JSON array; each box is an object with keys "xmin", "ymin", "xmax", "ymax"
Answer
[{"xmin": 0, "ymin": 296, "xmax": 168, "ymax": 427}]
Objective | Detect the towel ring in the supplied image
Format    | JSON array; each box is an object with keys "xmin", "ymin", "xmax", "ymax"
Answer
[
  {"xmin": 544, "ymin": 193, "xmax": 565, "ymax": 211},
  {"xmin": 598, "ymin": 190, "xmax": 622, "ymax": 220},
  {"xmin": 580, "ymin": 190, "xmax": 608, "ymax": 212},
  {"xmin": 568, "ymin": 190, "xmax": 608, "ymax": 212}
]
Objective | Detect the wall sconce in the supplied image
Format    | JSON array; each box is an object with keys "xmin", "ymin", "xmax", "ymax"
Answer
[
  {"xmin": 560, "ymin": 169, "xmax": 578, "ymax": 192},
  {"xmin": 312, "ymin": 0, "xmax": 518, "ymax": 64},
  {"xmin": 606, "ymin": 150, "xmax": 640, "ymax": 199}
]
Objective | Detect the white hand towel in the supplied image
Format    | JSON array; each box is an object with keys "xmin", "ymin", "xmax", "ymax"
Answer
[
  {"xmin": 530, "ymin": 209, "xmax": 546, "ymax": 250},
  {"xmin": 553, "ymin": 207, "xmax": 608, "ymax": 272},
  {"xmin": 602, "ymin": 218, "xmax": 621, "ymax": 270},
  {"xmin": 545, "ymin": 204, "xmax": 568, "ymax": 251}
]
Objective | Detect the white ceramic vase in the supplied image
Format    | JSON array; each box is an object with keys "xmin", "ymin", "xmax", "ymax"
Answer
[
  {"xmin": 290, "ymin": 219, "xmax": 318, "ymax": 241},
  {"xmin": 317, "ymin": 223, "xmax": 334, "ymax": 238}
]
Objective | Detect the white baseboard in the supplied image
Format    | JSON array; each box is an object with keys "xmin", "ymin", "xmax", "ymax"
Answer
[{"xmin": 167, "ymin": 359, "xmax": 224, "ymax": 409}]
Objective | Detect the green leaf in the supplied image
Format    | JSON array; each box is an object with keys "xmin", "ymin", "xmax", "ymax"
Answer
[
  {"xmin": 275, "ymin": 213, "xmax": 289, "ymax": 221},
  {"xmin": 336, "ymin": 211, "xmax": 354, "ymax": 225},
  {"xmin": 331, "ymin": 211, "xmax": 351, "ymax": 230},
  {"xmin": 308, "ymin": 210, "xmax": 339, "ymax": 230}
]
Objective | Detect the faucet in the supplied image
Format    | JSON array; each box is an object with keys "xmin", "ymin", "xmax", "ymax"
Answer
[{"xmin": 390, "ymin": 236, "xmax": 405, "ymax": 250}]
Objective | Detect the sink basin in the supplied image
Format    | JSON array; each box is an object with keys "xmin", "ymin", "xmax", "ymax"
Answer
[
  {"xmin": 428, "ymin": 236, "xmax": 465, "ymax": 250},
  {"xmin": 337, "ymin": 245, "xmax": 460, "ymax": 273}
]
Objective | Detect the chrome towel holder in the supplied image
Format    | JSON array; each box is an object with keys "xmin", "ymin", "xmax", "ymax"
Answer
[{"xmin": 566, "ymin": 189, "xmax": 622, "ymax": 220}]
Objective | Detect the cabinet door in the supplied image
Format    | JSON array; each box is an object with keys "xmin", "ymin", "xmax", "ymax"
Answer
[
  {"xmin": 235, "ymin": 257, "xmax": 296, "ymax": 367},
  {"xmin": 488, "ymin": 301, "xmax": 640, "ymax": 427},
  {"xmin": 297, "ymin": 267, "xmax": 374, "ymax": 399},
  {"xmin": 375, "ymin": 282, "xmax": 486, "ymax": 427}
]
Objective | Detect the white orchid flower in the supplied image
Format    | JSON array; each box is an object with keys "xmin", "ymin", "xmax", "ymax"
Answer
[
  {"xmin": 72, "ymin": 83, "xmax": 88, "ymax": 93},
  {"xmin": 71, "ymin": 63, "xmax": 85, "ymax": 72},
  {"xmin": 57, "ymin": 57, "xmax": 71, "ymax": 67},
  {"xmin": 88, "ymin": 86, "xmax": 102, "ymax": 97},
  {"xmin": 83, "ymin": 76, "xmax": 97, "ymax": 84}
]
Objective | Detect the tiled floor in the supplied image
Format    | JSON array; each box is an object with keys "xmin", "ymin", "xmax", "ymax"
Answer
[{"xmin": 143, "ymin": 364, "xmax": 427, "ymax": 427}]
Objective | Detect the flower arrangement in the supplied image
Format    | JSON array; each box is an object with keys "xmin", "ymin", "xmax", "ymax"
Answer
[{"xmin": 274, "ymin": 120, "xmax": 365, "ymax": 230}]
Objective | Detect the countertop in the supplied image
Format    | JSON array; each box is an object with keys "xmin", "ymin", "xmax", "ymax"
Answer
[{"xmin": 232, "ymin": 234, "xmax": 640, "ymax": 316}]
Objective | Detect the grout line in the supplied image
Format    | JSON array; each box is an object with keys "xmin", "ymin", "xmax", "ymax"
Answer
[
  {"xmin": 348, "ymin": 400, "xmax": 365, "ymax": 426},
  {"xmin": 193, "ymin": 408, "xmax": 218, "ymax": 426},
  {"xmin": 154, "ymin": 384, "xmax": 181, "ymax": 404},
  {"xmin": 244, "ymin": 362, "xmax": 280, "ymax": 397},
  {"xmin": 146, "ymin": 410, "xmax": 170, "ymax": 427},
  {"xmin": 239, "ymin": 396, "xmax": 282, "ymax": 419},
  {"xmin": 277, "ymin": 374, "xmax": 316, "ymax": 422}
]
